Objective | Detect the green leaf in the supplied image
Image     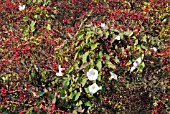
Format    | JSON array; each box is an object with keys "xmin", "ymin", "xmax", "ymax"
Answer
[
  {"xmin": 141, "ymin": 54, "xmax": 145, "ymax": 59},
  {"xmin": 72, "ymin": 110, "xmax": 78, "ymax": 114},
  {"xmin": 85, "ymin": 101, "xmax": 92, "ymax": 106},
  {"xmin": 111, "ymin": 28, "xmax": 119, "ymax": 33},
  {"xmin": 24, "ymin": 29, "xmax": 29, "ymax": 37},
  {"xmin": 142, "ymin": 35, "xmax": 147, "ymax": 42},
  {"xmin": 27, "ymin": 0, "xmax": 32, "ymax": 5},
  {"xmin": 41, "ymin": 70, "xmax": 47, "ymax": 79},
  {"xmin": 37, "ymin": 0, "xmax": 42, "ymax": 3},
  {"xmin": 68, "ymin": 66, "xmax": 74, "ymax": 73},
  {"xmin": 33, "ymin": 0, "xmax": 37, "ymax": 3},
  {"xmin": 43, "ymin": 0, "xmax": 50, "ymax": 6},
  {"xmin": 105, "ymin": 54, "xmax": 111, "ymax": 60},
  {"xmin": 98, "ymin": 51, "xmax": 103, "ymax": 58},
  {"xmin": 23, "ymin": 17, "xmax": 29, "ymax": 22},
  {"xmin": 38, "ymin": 91, "xmax": 45, "ymax": 97},
  {"xmin": 104, "ymin": 31, "xmax": 109, "ymax": 37},
  {"xmin": 140, "ymin": 44, "xmax": 146, "ymax": 49},
  {"xmin": 137, "ymin": 62, "xmax": 145, "ymax": 72},
  {"xmin": 114, "ymin": 56, "xmax": 120, "ymax": 63},
  {"xmin": 97, "ymin": 75, "xmax": 101, "ymax": 81},
  {"xmin": 80, "ymin": 41, "xmax": 86, "ymax": 49},
  {"xmin": 85, "ymin": 32, "xmax": 91, "ymax": 43},
  {"xmin": 124, "ymin": 31, "xmax": 133, "ymax": 36},
  {"xmin": 91, "ymin": 43, "xmax": 100, "ymax": 50},
  {"xmin": 126, "ymin": 60, "xmax": 132, "ymax": 66},
  {"xmin": 141, "ymin": 62, "xmax": 145, "ymax": 68},
  {"xmin": 82, "ymin": 51, "xmax": 89, "ymax": 63},
  {"xmin": 69, "ymin": 92, "xmax": 74, "ymax": 99},
  {"xmin": 74, "ymin": 52, "xmax": 79, "ymax": 60},
  {"xmin": 31, "ymin": 72, "xmax": 35, "ymax": 78},
  {"xmin": 81, "ymin": 78, "xmax": 87, "ymax": 87},
  {"xmin": 60, "ymin": 89, "xmax": 65, "ymax": 98},
  {"xmin": 76, "ymin": 32, "xmax": 84, "ymax": 40},
  {"xmin": 106, "ymin": 61, "xmax": 116, "ymax": 69},
  {"xmin": 34, "ymin": 15, "xmax": 38, "ymax": 19},
  {"xmin": 96, "ymin": 60, "xmax": 102, "ymax": 70},
  {"xmin": 26, "ymin": 107, "xmax": 33, "ymax": 114},
  {"xmin": 30, "ymin": 21, "xmax": 36, "ymax": 32},
  {"xmin": 62, "ymin": 78, "xmax": 70, "ymax": 90},
  {"xmin": 134, "ymin": 39, "xmax": 138, "ymax": 45},
  {"xmin": 74, "ymin": 92, "xmax": 81, "ymax": 101},
  {"xmin": 84, "ymin": 87, "xmax": 89, "ymax": 93},
  {"xmin": 76, "ymin": 100, "xmax": 83, "ymax": 106},
  {"xmin": 46, "ymin": 24, "xmax": 51, "ymax": 30}
]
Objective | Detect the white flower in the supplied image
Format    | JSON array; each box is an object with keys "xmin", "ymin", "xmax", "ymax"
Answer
[
  {"xmin": 101, "ymin": 23, "xmax": 108, "ymax": 29},
  {"xmin": 79, "ymin": 87, "xmax": 82, "ymax": 92},
  {"xmin": 56, "ymin": 72, "xmax": 63, "ymax": 76},
  {"xmin": 129, "ymin": 32, "xmax": 133, "ymax": 37},
  {"xmin": 135, "ymin": 57, "xmax": 142, "ymax": 65},
  {"xmin": 153, "ymin": 102, "xmax": 158, "ymax": 106},
  {"xmin": 19, "ymin": 5, "xmax": 25, "ymax": 11},
  {"xmin": 115, "ymin": 35, "xmax": 121, "ymax": 40},
  {"xmin": 130, "ymin": 66, "xmax": 136, "ymax": 72},
  {"xmin": 89, "ymin": 83, "xmax": 102, "ymax": 94},
  {"xmin": 56, "ymin": 65, "xmax": 65, "ymax": 76},
  {"xmin": 101, "ymin": 23, "xmax": 106, "ymax": 28},
  {"xmin": 58, "ymin": 65, "xmax": 65, "ymax": 73},
  {"xmin": 130, "ymin": 57, "xmax": 142, "ymax": 73},
  {"xmin": 110, "ymin": 72, "xmax": 118, "ymax": 80},
  {"xmin": 86, "ymin": 68, "xmax": 98, "ymax": 81},
  {"xmin": 152, "ymin": 47, "xmax": 157, "ymax": 52},
  {"xmin": 133, "ymin": 61, "xmax": 138, "ymax": 67}
]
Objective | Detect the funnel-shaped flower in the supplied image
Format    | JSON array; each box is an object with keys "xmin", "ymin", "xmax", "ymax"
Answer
[
  {"xmin": 130, "ymin": 66, "xmax": 136, "ymax": 72},
  {"xmin": 110, "ymin": 72, "xmax": 118, "ymax": 80},
  {"xmin": 89, "ymin": 83, "xmax": 102, "ymax": 94},
  {"xmin": 130, "ymin": 57, "xmax": 142, "ymax": 73},
  {"xmin": 58, "ymin": 65, "xmax": 65, "ymax": 73},
  {"xmin": 135, "ymin": 57, "xmax": 142, "ymax": 65},
  {"xmin": 19, "ymin": 5, "xmax": 25, "ymax": 11},
  {"xmin": 115, "ymin": 35, "xmax": 121, "ymax": 40},
  {"xmin": 152, "ymin": 47, "xmax": 157, "ymax": 52},
  {"xmin": 86, "ymin": 68, "xmax": 98, "ymax": 81},
  {"xmin": 56, "ymin": 65, "xmax": 65, "ymax": 76}
]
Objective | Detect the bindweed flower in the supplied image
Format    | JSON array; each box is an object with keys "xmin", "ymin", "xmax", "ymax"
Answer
[
  {"xmin": 130, "ymin": 66, "xmax": 136, "ymax": 72},
  {"xmin": 109, "ymin": 72, "xmax": 118, "ymax": 80},
  {"xmin": 101, "ymin": 23, "xmax": 106, "ymax": 28},
  {"xmin": 130, "ymin": 57, "xmax": 142, "ymax": 72},
  {"xmin": 56, "ymin": 72, "xmax": 63, "ymax": 76},
  {"xmin": 58, "ymin": 65, "xmax": 65, "ymax": 73},
  {"xmin": 135, "ymin": 57, "xmax": 142, "ymax": 65},
  {"xmin": 86, "ymin": 68, "xmax": 98, "ymax": 81},
  {"xmin": 56, "ymin": 65, "xmax": 65, "ymax": 76},
  {"xmin": 115, "ymin": 35, "xmax": 121, "ymax": 40},
  {"xmin": 101, "ymin": 23, "xmax": 107, "ymax": 29},
  {"xmin": 89, "ymin": 83, "xmax": 102, "ymax": 94},
  {"xmin": 133, "ymin": 61, "xmax": 138, "ymax": 67},
  {"xmin": 79, "ymin": 87, "xmax": 82, "ymax": 92},
  {"xmin": 152, "ymin": 47, "xmax": 157, "ymax": 52},
  {"xmin": 19, "ymin": 5, "xmax": 25, "ymax": 11}
]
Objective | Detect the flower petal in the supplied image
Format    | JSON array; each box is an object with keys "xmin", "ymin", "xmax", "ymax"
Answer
[
  {"xmin": 130, "ymin": 66, "xmax": 136, "ymax": 72},
  {"xmin": 110, "ymin": 72, "xmax": 118, "ymax": 80},
  {"xmin": 86, "ymin": 68, "xmax": 98, "ymax": 81},
  {"xmin": 89, "ymin": 83, "xmax": 102, "ymax": 94},
  {"xmin": 136, "ymin": 57, "xmax": 142, "ymax": 64},
  {"xmin": 115, "ymin": 35, "xmax": 121, "ymax": 40},
  {"xmin": 56, "ymin": 72, "xmax": 63, "ymax": 76}
]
